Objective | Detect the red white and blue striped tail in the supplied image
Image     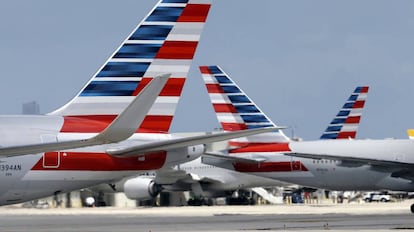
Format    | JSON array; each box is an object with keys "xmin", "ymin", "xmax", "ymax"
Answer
[
  {"xmin": 199, "ymin": 65, "xmax": 290, "ymax": 147},
  {"xmin": 320, "ymin": 86, "xmax": 369, "ymax": 139},
  {"xmin": 49, "ymin": 0, "xmax": 212, "ymax": 134}
]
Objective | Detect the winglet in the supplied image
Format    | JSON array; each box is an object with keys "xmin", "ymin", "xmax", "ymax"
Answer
[
  {"xmin": 94, "ymin": 73, "xmax": 170, "ymax": 143},
  {"xmin": 0, "ymin": 74, "xmax": 170, "ymax": 157}
]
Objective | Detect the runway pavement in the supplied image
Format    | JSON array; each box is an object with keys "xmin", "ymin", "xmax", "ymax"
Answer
[{"xmin": 1, "ymin": 200, "xmax": 413, "ymax": 231}]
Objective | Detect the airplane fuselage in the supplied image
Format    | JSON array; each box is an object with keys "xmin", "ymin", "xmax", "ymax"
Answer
[
  {"xmin": 0, "ymin": 115, "xmax": 197, "ymax": 205},
  {"xmin": 210, "ymin": 139, "xmax": 414, "ymax": 192}
]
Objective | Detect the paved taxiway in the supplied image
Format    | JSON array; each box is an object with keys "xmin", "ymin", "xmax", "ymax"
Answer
[{"xmin": 1, "ymin": 201, "xmax": 413, "ymax": 231}]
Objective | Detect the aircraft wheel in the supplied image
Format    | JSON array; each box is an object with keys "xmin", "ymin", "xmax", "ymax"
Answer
[{"xmin": 411, "ymin": 204, "xmax": 414, "ymax": 214}]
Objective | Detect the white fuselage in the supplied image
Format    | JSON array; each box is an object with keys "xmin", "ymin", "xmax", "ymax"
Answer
[
  {"xmin": 215, "ymin": 139, "xmax": 414, "ymax": 192},
  {"xmin": 0, "ymin": 115, "xmax": 197, "ymax": 205}
]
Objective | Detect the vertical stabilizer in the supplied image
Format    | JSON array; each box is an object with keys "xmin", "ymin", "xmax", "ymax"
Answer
[
  {"xmin": 50, "ymin": 0, "xmax": 212, "ymax": 133},
  {"xmin": 320, "ymin": 86, "xmax": 369, "ymax": 139},
  {"xmin": 200, "ymin": 65, "xmax": 290, "ymax": 146}
]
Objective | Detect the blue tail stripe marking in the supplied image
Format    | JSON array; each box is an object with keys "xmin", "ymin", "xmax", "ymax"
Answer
[
  {"xmin": 146, "ymin": 7, "xmax": 184, "ymax": 22},
  {"xmin": 80, "ymin": 81, "xmax": 139, "ymax": 96},
  {"xmin": 234, "ymin": 105, "xmax": 260, "ymax": 113},
  {"xmin": 240, "ymin": 114, "xmax": 270, "ymax": 123},
  {"xmin": 114, "ymin": 44, "xmax": 162, "ymax": 59},
  {"xmin": 228, "ymin": 95, "xmax": 251, "ymax": 104},
  {"xmin": 97, "ymin": 62, "xmax": 151, "ymax": 77},
  {"xmin": 129, "ymin": 25, "xmax": 173, "ymax": 41}
]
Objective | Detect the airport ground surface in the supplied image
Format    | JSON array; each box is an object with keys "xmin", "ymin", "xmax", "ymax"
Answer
[{"xmin": 1, "ymin": 200, "xmax": 414, "ymax": 232}]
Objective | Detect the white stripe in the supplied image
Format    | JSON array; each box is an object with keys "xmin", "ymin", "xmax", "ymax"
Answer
[
  {"xmin": 142, "ymin": 22, "xmax": 176, "ymax": 26},
  {"xmin": 145, "ymin": 60, "xmax": 191, "ymax": 77},
  {"xmin": 166, "ymin": 23, "xmax": 204, "ymax": 41},
  {"xmin": 357, "ymin": 93, "xmax": 367, "ymax": 100},
  {"xmin": 202, "ymin": 74, "xmax": 217, "ymax": 84},
  {"xmin": 91, "ymin": 77, "xmax": 142, "ymax": 82},
  {"xmin": 209, "ymin": 94, "xmax": 231, "ymax": 104},
  {"xmin": 341, "ymin": 124, "xmax": 358, "ymax": 132},
  {"xmin": 188, "ymin": 0, "xmax": 211, "ymax": 4},
  {"xmin": 217, "ymin": 113, "xmax": 244, "ymax": 123},
  {"xmin": 126, "ymin": 40, "xmax": 165, "ymax": 44},
  {"xmin": 158, "ymin": 3, "xmax": 187, "ymax": 7},
  {"xmin": 23, "ymin": 170, "xmax": 141, "ymax": 181}
]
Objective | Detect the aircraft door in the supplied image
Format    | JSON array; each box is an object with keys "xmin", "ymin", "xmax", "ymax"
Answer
[
  {"xmin": 290, "ymin": 157, "xmax": 303, "ymax": 171},
  {"xmin": 40, "ymin": 134, "xmax": 60, "ymax": 168}
]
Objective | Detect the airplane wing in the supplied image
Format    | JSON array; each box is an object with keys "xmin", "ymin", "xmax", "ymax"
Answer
[
  {"xmin": 203, "ymin": 151, "xmax": 267, "ymax": 163},
  {"xmin": 0, "ymin": 74, "xmax": 170, "ymax": 157},
  {"xmin": 289, "ymin": 152, "xmax": 414, "ymax": 181},
  {"xmin": 106, "ymin": 127, "xmax": 280, "ymax": 157}
]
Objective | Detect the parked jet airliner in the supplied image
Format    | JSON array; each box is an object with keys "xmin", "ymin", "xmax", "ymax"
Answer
[
  {"xmin": 0, "ymin": 1, "xmax": 277, "ymax": 206},
  {"xmin": 199, "ymin": 66, "xmax": 414, "ymax": 209},
  {"xmin": 100, "ymin": 70, "xmax": 371, "ymax": 204}
]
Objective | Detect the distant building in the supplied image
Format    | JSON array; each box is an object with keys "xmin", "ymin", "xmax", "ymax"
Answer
[{"xmin": 22, "ymin": 101, "xmax": 40, "ymax": 115}]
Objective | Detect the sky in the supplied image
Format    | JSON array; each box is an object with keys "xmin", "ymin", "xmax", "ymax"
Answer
[{"xmin": 0, "ymin": 1, "xmax": 414, "ymax": 140}]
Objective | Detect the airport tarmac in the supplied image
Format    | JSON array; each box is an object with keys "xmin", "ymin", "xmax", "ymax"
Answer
[{"xmin": 0, "ymin": 201, "xmax": 413, "ymax": 231}]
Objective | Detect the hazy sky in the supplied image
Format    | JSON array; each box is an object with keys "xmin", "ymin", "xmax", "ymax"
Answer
[{"xmin": 0, "ymin": 1, "xmax": 414, "ymax": 140}]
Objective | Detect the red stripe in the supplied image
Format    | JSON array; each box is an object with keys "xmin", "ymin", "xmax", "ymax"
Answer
[
  {"xmin": 234, "ymin": 161, "xmax": 308, "ymax": 172},
  {"xmin": 199, "ymin": 66, "xmax": 211, "ymax": 74},
  {"xmin": 352, "ymin": 100, "xmax": 365, "ymax": 108},
  {"xmin": 61, "ymin": 115, "xmax": 173, "ymax": 133},
  {"xmin": 337, "ymin": 131, "xmax": 356, "ymax": 139},
  {"xmin": 221, "ymin": 123, "xmax": 247, "ymax": 131},
  {"xmin": 32, "ymin": 152, "xmax": 166, "ymax": 171},
  {"xmin": 229, "ymin": 143, "xmax": 290, "ymax": 153},
  {"xmin": 177, "ymin": 4, "xmax": 211, "ymax": 22},
  {"xmin": 213, "ymin": 104, "xmax": 237, "ymax": 113},
  {"xmin": 360, "ymin": 86, "xmax": 369, "ymax": 93},
  {"xmin": 155, "ymin": 41, "xmax": 198, "ymax": 59},
  {"xmin": 133, "ymin": 77, "xmax": 185, "ymax": 97},
  {"xmin": 206, "ymin": 84, "xmax": 224, "ymax": 93},
  {"xmin": 138, "ymin": 115, "xmax": 173, "ymax": 133},
  {"xmin": 61, "ymin": 115, "xmax": 115, "ymax": 133},
  {"xmin": 344, "ymin": 116, "xmax": 360, "ymax": 124}
]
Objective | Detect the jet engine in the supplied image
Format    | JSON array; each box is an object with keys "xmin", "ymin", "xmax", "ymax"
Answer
[{"xmin": 123, "ymin": 177, "xmax": 161, "ymax": 200}]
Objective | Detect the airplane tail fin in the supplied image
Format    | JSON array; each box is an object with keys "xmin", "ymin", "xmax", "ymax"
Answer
[
  {"xmin": 320, "ymin": 86, "xmax": 369, "ymax": 139},
  {"xmin": 49, "ymin": 0, "xmax": 212, "ymax": 134},
  {"xmin": 199, "ymin": 65, "xmax": 290, "ymax": 147}
]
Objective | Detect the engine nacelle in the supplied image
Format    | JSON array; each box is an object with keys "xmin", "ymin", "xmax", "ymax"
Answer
[{"xmin": 123, "ymin": 177, "xmax": 161, "ymax": 200}]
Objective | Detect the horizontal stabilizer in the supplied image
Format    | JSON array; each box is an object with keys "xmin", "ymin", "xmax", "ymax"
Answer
[
  {"xmin": 107, "ymin": 127, "xmax": 280, "ymax": 157},
  {"xmin": 0, "ymin": 74, "xmax": 170, "ymax": 157}
]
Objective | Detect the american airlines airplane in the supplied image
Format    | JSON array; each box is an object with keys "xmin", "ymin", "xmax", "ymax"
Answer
[
  {"xmin": 0, "ymin": 0, "xmax": 277, "ymax": 206},
  {"xmin": 199, "ymin": 65, "xmax": 414, "ymax": 210},
  {"xmin": 101, "ymin": 70, "xmax": 371, "ymax": 205}
]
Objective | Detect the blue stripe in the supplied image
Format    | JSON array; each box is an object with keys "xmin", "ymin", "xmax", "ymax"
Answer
[
  {"xmin": 241, "ymin": 114, "xmax": 269, "ymax": 123},
  {"xmin": 342, "ymin": 102, "xmax": 354, "ymax": 109},
  {"xmin": 228, "ymin": 95, "xmax": 250, "ymax": 104},
  {"xmin": 146, "ymin": 7, "xmax": 184, "ymax": 22},
  {"xmin": 113, "ymin": 44, "xmax": 162, "ymax": 59},
  {"xmin": 221, "ymin": 85, "xmax": 241, "ymax": 94},
  {"xmin": 320, "ymin": 133, "xmax": 338, "ymax": 139},
  {"xmin": 81, "ymin": 81, "xmax": 139, "ymax": 96},
  {"xmin": 337, "ymin": 110, "xmax": 350, "ymax": 117},
  {"xmin": 129, "ymin": 25, "xmax": 173, "ymax": 41},
  {"xmin": 162, "ymin": 0, "xmax": 188, "ymax": 2},
  {"xmin": 208, "ymin": 66, "xmax": 223, "ymax": 74},
  {"xmin": 97, "ymin": 62, "xmax": 150, "ymax": 77},
  {"xmin": 330, "ymin": 118, "xmax": 346, "ymax": 125},
  {"xmin": 348, "ymin": 94, "xmax": 358, "ymax": 101},
  {"xmin": 326, "ymin": 125, "xmax": 342, "ymax": 132},
  {"xmin": 235, "ymin": 105, "xmax": 260, "ymax": 113},
  {"xmin": 215, "ymin": 75, "xmax": 232, "ymax": 84},
  {"xmin": 355, "ymin": 87, "xmax": 363, "ymax": 93},
  {"xmin": 247, "ymin": 124, "xmax": 275, "ymax": 129}
]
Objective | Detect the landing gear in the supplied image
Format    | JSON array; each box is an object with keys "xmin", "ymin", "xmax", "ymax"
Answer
[{"xmin": 411, "ymin": 204, "xmax": 414, "ymax": 213}]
